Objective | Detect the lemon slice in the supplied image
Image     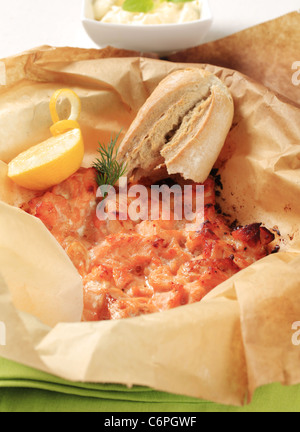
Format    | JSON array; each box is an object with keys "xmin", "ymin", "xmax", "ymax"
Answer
[
  {"xmin": 8, "ymin": 129, "xmax": 84, "ymax": 191},
  {"xmin": 8, "ymin": 88, "xmax": 84, "ymax": 191}
]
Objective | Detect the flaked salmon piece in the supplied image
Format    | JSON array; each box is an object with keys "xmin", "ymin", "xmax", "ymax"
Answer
[{"xmin": 21, "ymin": 168, "xmax": 276, "ymax": 321}]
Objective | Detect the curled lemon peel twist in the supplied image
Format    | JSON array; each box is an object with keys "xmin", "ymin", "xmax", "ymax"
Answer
[{"xmin": 49, "ymin": 88, "xmax": 82, "ymax": 135}]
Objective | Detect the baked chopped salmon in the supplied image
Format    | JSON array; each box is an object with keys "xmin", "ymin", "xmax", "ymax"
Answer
[{"xmin": 21, "ymin": 168, "xmax": 276, "ymax": 321}]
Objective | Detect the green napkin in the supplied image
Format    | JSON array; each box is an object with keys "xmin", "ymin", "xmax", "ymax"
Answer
[{"xmin": 0, "ymin": 357, "xmax": 299, "ymax": 412}]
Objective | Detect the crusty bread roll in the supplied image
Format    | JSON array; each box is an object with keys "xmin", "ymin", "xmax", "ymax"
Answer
[{"xmin": 117, "ymin": 68, "xmax": 234, "ymax": 183}]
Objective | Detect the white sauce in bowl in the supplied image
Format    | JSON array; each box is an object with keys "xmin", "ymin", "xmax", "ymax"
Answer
[{"xmin": 93, "ymin": 0, "xmax": 202, "ymax": 25}]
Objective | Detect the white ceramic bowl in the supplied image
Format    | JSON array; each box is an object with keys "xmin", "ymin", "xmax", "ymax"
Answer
[{"xmin": 81, "ymin": 0, "xmax": 213, "ymax": 55}]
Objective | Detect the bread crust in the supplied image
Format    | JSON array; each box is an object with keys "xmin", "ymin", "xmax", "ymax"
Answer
[{"xmin": 117, "ymin": 68, "xmax": 234, "ymax": 183}]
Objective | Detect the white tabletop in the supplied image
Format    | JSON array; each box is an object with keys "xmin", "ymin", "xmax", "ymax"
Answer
[{"xmin": 0, "ymin": 0, "xmax": 299, "ymax": 59}]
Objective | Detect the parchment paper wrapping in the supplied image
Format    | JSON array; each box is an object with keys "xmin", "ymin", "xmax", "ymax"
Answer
[
  {"xmin": 168, "ymin": 11, "xmax": 300, "ymax": 107},
  {"xmin": 0, "ymin": 40, "xmax": 300, "ymax": 406}
]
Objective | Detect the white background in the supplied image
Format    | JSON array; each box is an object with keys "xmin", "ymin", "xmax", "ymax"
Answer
[{"xmin": 0, "ymin": 0, "xmax": 299, "ymax": 59}]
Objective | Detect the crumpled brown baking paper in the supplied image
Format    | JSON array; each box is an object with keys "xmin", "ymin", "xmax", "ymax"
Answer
[
  {"xmin": 0, "ymin": 42, "xmax": 300, "ymax": 406},
  {"xmin": 168, "ymin": 11, "xmax": 300, "ymax": 107}
]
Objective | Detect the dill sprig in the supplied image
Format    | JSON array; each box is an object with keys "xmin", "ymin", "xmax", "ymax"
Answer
[{"xmin": 93, "ymin": 133, "xmax": 127, "ymax": 188}]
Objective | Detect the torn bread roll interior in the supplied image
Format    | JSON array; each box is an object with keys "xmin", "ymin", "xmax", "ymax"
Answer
[{"xmin": 117, "ymin": 68, "xmax": 234, "ymax": 183}]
